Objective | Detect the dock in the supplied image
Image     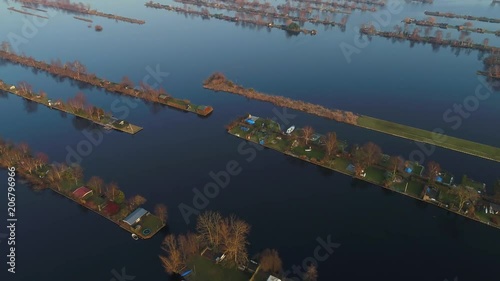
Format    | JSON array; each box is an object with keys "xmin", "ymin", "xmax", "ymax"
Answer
[{"xmin": 0, "ymin": 79, "xmax": 143, "ymax": 134}]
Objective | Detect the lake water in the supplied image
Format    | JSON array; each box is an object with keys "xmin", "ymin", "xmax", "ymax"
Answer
[{"xmin": 0, "ymin": 0, "xmax": 499, "ymax": 280}]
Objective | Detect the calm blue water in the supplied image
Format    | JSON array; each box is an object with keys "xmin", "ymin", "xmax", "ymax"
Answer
[{"xmin": 1, "ymin": 0, "xmax": 500, "ymax": 281}]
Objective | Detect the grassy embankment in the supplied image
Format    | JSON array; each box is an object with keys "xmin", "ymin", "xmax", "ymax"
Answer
[
  {"xmin": 226, "ymin": 115, "xmax": 500, "ymax": 230},
  {"xmin": 203, "ymin": 73, "xmax": 500, "ymax": 162}
]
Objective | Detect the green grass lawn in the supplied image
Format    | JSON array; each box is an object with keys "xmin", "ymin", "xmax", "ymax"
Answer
[
  {"xmin": 406, "ymin": 181, "xmax": 425, "ymax": 197},
  {"xmin": 357, "ymin": 116, "xmax": 500, "ymax": 162},
  {"xmin": 186, "ymin": 256, "xmax": 251, "ymax": 281},
  {"xmin": 136, "ymin": 213, "xmax": 164, "ymax": 237},
  {"xmin": 364, "ymin": 166, "xmax": 386, "ymax": 184}
]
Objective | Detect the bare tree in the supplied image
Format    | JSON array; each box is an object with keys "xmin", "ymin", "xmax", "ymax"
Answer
[
  {"xmin": 87, "ymin": 176, "xmax": 104, "ymax": 195},
  {"xmin": 426, "ymin": 161, "xmax": 441, "ymax": 183},
  {"xmin": 222, "ymin": 215, "xmax": 250, "ymax": 267},
  {"xmin": 303, "ymin": 264, "xmax": 318, "ymax": 281},
  {"xmin": 159, "ymin": 235, "xmax": 185, "ymax": 274},
  {"xmin": 178, "ymin": 232, "xmax": 199, "ymax": 262},
  {"xmin": 389, "ymin": 156, "xmax": 404, "ymax": 179},
  {"xmin": 105, "ymin": 182, "xmax": 120, "ymax": 201},
  {"xmin": 155, "ymin": 204, "xmax": 168, "ymax": 224},
  {"xmin": 196, "ymin": 211, "xmax": 223, "ymax": 248},
  {"xmin": 260, "ymin": 249, "xmax": 282, "ymax": 274},
  {"xmin": 302, "ymin": 126, "xmax": 314, "ymax": 145},
  {"xmin": 325, "ymin": 132, "xmax": 337, "ymax": 157},
  {"xmin": 362, "ymin": 142, "xmax": 382, "ymax": 166},
  {"xmin": 453, "ymin": 187, "xmax": 480, "ymax": 211}
]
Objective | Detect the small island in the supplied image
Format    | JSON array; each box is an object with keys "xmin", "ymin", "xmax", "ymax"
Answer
[
  {"xmin": 0, "ymin": 80, "xmax": 143, "ymax": 134},
  {"xmin": 14, "ymin": 0, "xmax": 146, "ymax": 24},
  {"xmin": 203, "ymin": 73, "xmax": 500, "ymax": 162},
  {"xmin": 0, "ymin": 139, "xmax": 167, "ymax": 239},
  {"xmin": 0, "ymin": 43, "xmax": 214, "ymax": 117},
  {"xmin": 159, "ymin": 211, "xmax": 320, "ymax": 281},
  {"xmin": 225, "ymin": 114, "xmax": 500, "ymax": 230}
]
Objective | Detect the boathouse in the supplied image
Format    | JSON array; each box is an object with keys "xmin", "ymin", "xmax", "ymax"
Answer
[
  {"xmin": 123, "ymin": 207, "xmax": 149, "ymax": 226},
  {"xmin": 72, "ymin": 186, "xmax": 93, "ymax": 200}
]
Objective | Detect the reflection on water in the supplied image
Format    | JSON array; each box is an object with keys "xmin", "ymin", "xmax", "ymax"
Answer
[{"xmin": 23, "ymin": 99, "xmax": 38, "ymax": 113}]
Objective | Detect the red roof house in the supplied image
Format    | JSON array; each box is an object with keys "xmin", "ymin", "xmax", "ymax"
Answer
[{"xmin": 72, "ymin": 186, "xmax": 93, "ymax": 199}]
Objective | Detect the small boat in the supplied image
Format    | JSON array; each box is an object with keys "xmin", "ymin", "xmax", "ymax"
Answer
[
  {"xmin": 131, "ymin": 234, "xmax": 139, "ymax": 240},
  {"xmin": 286, "ymin": 125, "xmax": 295, "ymax": 134},
  {"xmin": 305, "ymin": 147, "xmax": 312, "ymax": 152}
]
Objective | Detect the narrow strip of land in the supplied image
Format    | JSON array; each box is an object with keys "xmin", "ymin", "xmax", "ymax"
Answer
[
  {"xmin": 14, "ymin": 0, "xmax": 145, "ymax": 24},
  {"xmin": 145, "ymin": 2, "xmax": 318, "ymax": 35},
  {"xmin": 7, "ymin": 7, "xmax": 48, "ymax": 18},
  {"xmin": 424, "ymin": 11, "xmax": 500, "ymax": 24},
  {"xmin": 0, "ymin": 140, "xmax": 167, "ymax": 239},
  {"xmin": 360, "ymin": 24, "xmax": 500, "ymax": 53},
  {"xmin": 0, "ymin": 79, "xmax": 143, "ymax": 134},
  {"xmin": 203, "ymin": 73, "xmax": 500, "ymax": 162},
  {"xmin": 227, "ymin": 115, "xmax": 500, "ymax": 230},
  {"xmin": 403, "ymin": 18, "xmax": 500, "ymax": 36},
  {"xmin": 0, "ymin": 47, "xmax": 213, "ymax": 116}
]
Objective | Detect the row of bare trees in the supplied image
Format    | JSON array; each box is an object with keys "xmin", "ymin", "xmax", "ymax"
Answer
[
  {"xmin": 204, "ymin": 73, "xmax": 359, "ymax": 125},
  {"xmin": 0, "ymin": 137, "xmax": 168, "ymax": 223},
  {"xmin": 13, "ymin": 0, "xmax": 145, "ymax": 24},
  {"xmin": 0, "ymin": 43, "xmax": 179, "ymax": 107}
]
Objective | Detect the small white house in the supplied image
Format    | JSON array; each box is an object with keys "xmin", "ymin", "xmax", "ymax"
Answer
[{"xmin": 267, "ymin": 275, "xmax": 282, "ymax": 281}]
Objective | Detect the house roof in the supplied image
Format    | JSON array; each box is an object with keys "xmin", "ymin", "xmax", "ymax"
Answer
[
  {"xmin": 490, "ymin": 202, "xmax": 500, "ymax": 212},
  {"xmin": 426, "ymin": 187, "xmax": 438, "ymax": 199},
  {"xmin": 72, "ymin": 186, "xmax": 93, "ymax": 199},
  {"xmin": 267, "ymin": 275, "xmax": 282, "ymax": 281},
  {"xmin": 104, "ymin": 201, "xmax": 120, "ymax": 215},
  {"xmin": 123, "ymin": 208, "xmax": 149, "ymax": 225}
]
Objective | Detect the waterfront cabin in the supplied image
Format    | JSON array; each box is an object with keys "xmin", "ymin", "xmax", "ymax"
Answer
[
  {"xmin": 267, "ymin": 275, "xmax": 282, "ymax": 281},
  {"xmin": 158, "ymin": 94, "xmax": 169, "ymax": 100},
  {"xmin": 489, "ymin": 202, "xmax": 500, "ymax": 215},
  {"xmin": 245, "ymin": 115, "xmax": 259, "ymax": 125},
  {"xmin": 123, "ymin": 208, "xmax": 150, "ymax": 226},
  {"xmin": 424, "ymin": 186, "xmax": 439, "ymax": 202},
  {"xmin": 72, "ymin": 186, "xmax": 93, "ymax": 201}
]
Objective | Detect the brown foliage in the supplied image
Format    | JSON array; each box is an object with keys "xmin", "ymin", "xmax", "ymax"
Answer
[{"xmin": 260, "ymin": 248, "xmax": 282, "ymax": 274}]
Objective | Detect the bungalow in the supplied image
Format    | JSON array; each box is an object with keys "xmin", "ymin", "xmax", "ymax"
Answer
[
  {"xmin": 424, "ymin": 186, "xmax": 439, "ymax": 202},
  {"xmin": 158, "ymin": 94, "xmax": 169, "ymax": 100},
  {"xmin": 123, "ymin": 207, "xmax": 149, "ymax": 226},
  {"xmin": 489, "ymin": 203, "xmax": 500, "ymax": 215},
  {"xmin": 245, "ymin": 115, "xmax": 259, "ymax": 125},
  {"xmin": 72, "ymin": 186, "xmax": 93, "ymax": 200},
  {"xmin": 267, "ymin": 275, "xmax": 282, "ymax": 281}
]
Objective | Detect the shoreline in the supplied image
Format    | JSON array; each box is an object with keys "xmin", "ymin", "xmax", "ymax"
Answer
[
  {"xmin": 226, "ymin": 116, "xmax": 500, "ymax": 231},
  {"xmin": 203, "ymin": 73, "xmax": 500, "ymax": 162},
  {"xmin": 0, "ymin": 80, "xmax": 143, "ymax": 135},
  {"xmin": 0, "ymin": 49, "xmax": 214, "ymax": 117}
]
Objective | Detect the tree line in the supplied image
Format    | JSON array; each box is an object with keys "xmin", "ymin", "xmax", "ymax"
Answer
[
  {"xmin": 0, "ymin": 137, "xmax": 168, "ymax": 224},
  {"xmin": 159, "ymin": 210, "xmax": 319, "ymax": 280}
]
